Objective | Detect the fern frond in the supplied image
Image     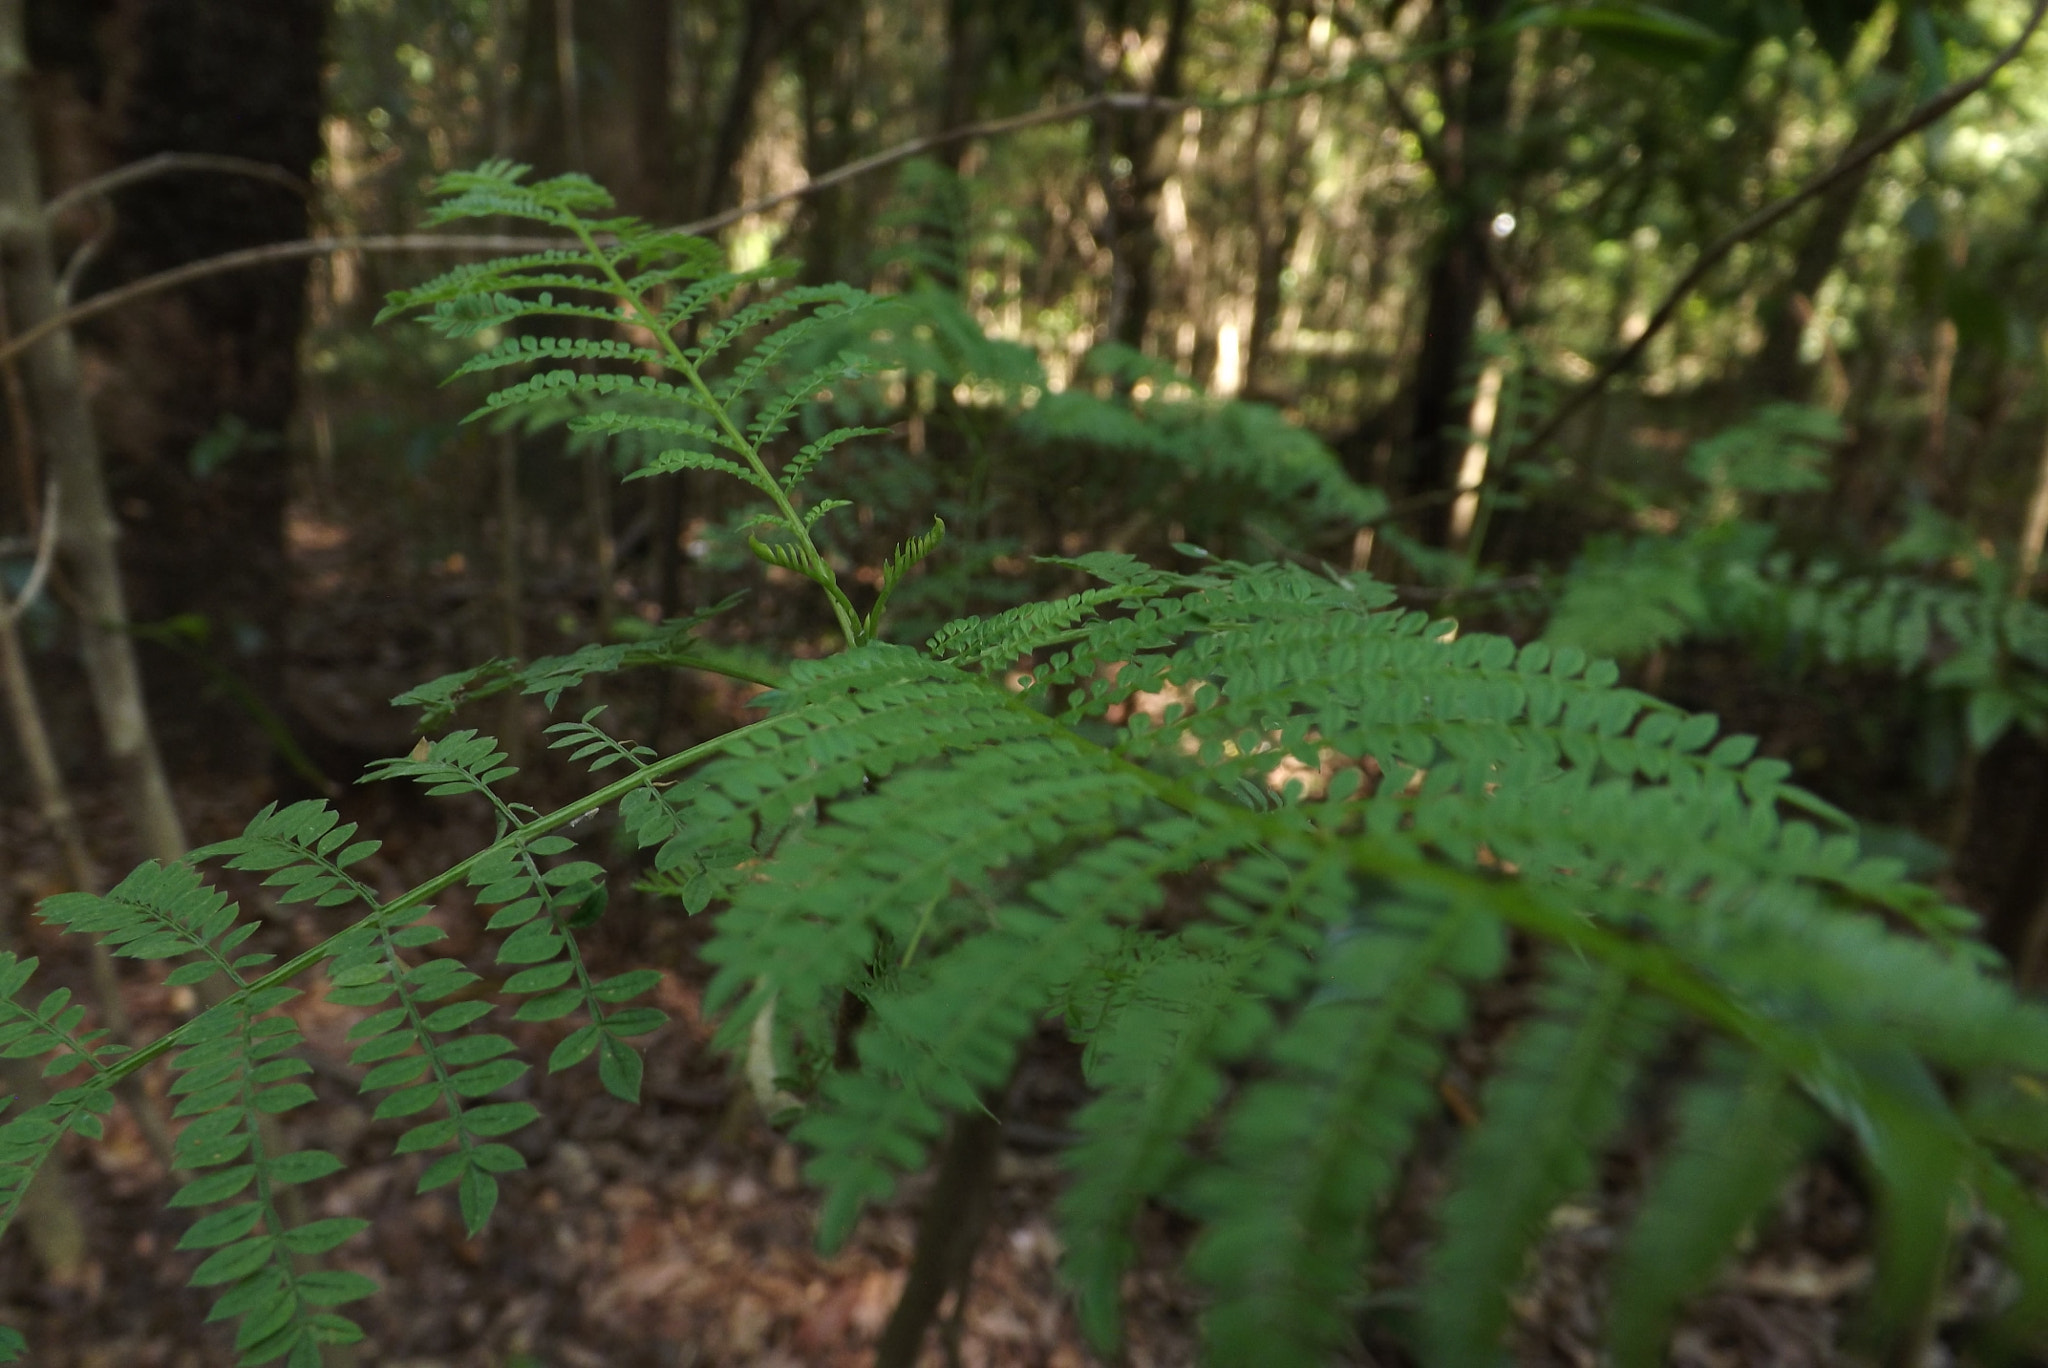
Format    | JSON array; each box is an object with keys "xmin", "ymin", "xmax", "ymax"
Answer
[
  {"xmin": 465, "ymin": 369, "xmax": 693, "ymax": 424},
  {"xmin": 388, "ymin": 162, "xmax": 882, "ymax": 644},
  {"xmin": 801, "ymin": 497, "xmax": 854, "ymax": 530},
  {"xmin": 637, "ymin": 447, "xmax": 767, "ymax": 486},
  {"xmin": 1190, "ymin": 888, "xmax": 1504, "ymax": 1367},
  {"xmin": 806, "ymin": 811, "xmax": 1262, "ymax": 1256},
  {"xmin": 324, "ymin": 929, "xmax": 535, "ymax": 1235},
  {"xmin": 718, "ymin": 298, "xmax": 874, "ymax": 416},
  {"xmin": 1015, "ymin": 380, "xmax": 1383, "ymax": 525},
  {"xmin": 0, "ymin": 1089, "xmax": 111, "ymax": 1240},
  {"xmin": 1057, "ymin": 925, "xmax": 1255, "ymax": 1348},
  {"xmin": 568, "ymin": 409, "xmax": 728, "ymax": 449},
  {"xmin": 1607, "ymin": 1051, "xmax": 1822, "ymax": 1366},
  {"xmin": 42, "ymin": 854, "xmax": 281, "ymax": 992},
  {"xmin": 415, "ymin": 160, "xmax": 614, "ymax": 225},
  {"xmin": 926, "ymin": 581, "xmax": 1160, "ymax": 667},
  {"xmin": 863, "ymin": 517, "xmax": 945, "ymax": 637},
  {"xmin": 689, "ymin": 288, "xmax": 823, "ymax": 370},
  {"xmin": 1420, "ymin": 959, "xmax": 1668, "ymax": 1367},
  {"xmin": 411, "ymin": 291, "xmax": 631, "ymax": 339},
  {"xmin": 393, "ymin": 604, "xmax": 749, "ymax": 729},
  {"xmin": 741, "ymin": 347, "xmax": 873, "ymax": 451},
  {"xmin": 781, "ymin": 425, "xmax": 890, "ymax": 493},
  {"xmin": 363, "ymin": 730, "xmax": 518, "ymax": 804},
  {"xmin": 653, "ymin": 264, "xmax": 793, "ymax": 333},
  {"xmin": 449, "ymin": 334, "xmax": 664, "ymax": 379},
  {"xmin": 165, "ymin": 988, "xmax": 374, "ymax": 1365}
]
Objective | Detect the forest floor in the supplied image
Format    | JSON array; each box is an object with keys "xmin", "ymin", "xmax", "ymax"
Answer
[{"xmin": 0, "ymin": 509, "xmax": 1987, "ymax": 1367}]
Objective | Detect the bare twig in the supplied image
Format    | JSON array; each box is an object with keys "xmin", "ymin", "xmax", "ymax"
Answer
[
  {"xmin": 43, "ymin": 150, "xmax": 312, "ymax": 222},
  {"xmin": 0, "ymin": 20, "xmax": 1586, "ymax": 377},
  {"xmin": 0, "ymin": 477, "xmax": 55, "ymax": 625},
  {"xmin": 0, "ymin": 232, "xmax": 573, "ymax": 367},
  {"xmin": 0, "ymin": 97, "xmax": 1174, "ymax": 370},
  {"xmin": 1512, "ymin": 0, "xmax": 2048, "ymax": 461},
  {"xmin": 680, "ymin": 91, "xmax": 1180, "ymax": 237}
]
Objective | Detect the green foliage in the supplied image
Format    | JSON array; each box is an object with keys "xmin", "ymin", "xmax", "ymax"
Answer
[
  {"xmin": 5, "ymin": 170, "xmax": 2046, "ymax": 1368},
  {"xmin": 1605, "ymin": 1049, "xmax": 1824, "ymax": 1361},
  {"xmin": 1545, "ymin": 404, "xmax": 2048, "ymax": 752},
  {"xmin": 392, "ymin": 595, "xmax": 757, "ymax": 730}
]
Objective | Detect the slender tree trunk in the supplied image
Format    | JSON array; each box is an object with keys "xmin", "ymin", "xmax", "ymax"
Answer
[
  {"xmin": 0, "ymin": 0, "xmax": 123, "ymax": 1286},
  {"xmin": 0, "ymin": 0, "xmax": 186, "ymax": 865},
  {"xmin": 1087, "ymin": 0, "xmax": 1195, "ymax": 351},
  {"xmin": 1398, "ymin": 0, "xmax": 1513, "ymax": 531},
  {"xmin": 933, "ymin": 0, "xmax": 984, "ymax": 175},
  {"xmin": 654, "ymin": 0, "xmax": 786, "ymax": 714},
  {"xmin": 872, "ymin": 1096, "xmax": 1008, "ymax": 1368},
  {"xmin": 795, "ymin": 0, "xmax": 869, "ymax": 290},
  {"xmin": 57, "ymin": 0, "xmax": 325, "ymax": 780},
  {"xmin": 1242, "ymin": 0, "xmax": 1305, "ymax": 398},
  {"xmin": 694, "ymin": 0, "xmax": 780, "ymax": 230},
  {"xmin": 487, "ymin": 0, "xmax": 526, "ymax": 757}
]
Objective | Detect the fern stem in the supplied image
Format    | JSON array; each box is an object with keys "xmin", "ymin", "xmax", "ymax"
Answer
[
  {"xmin": 90, "ymin": 715, "xmax": 782, "ymax": 1091},
  {"xmin": 872, "ymin": 1090, "xmax": 1008, "ymax": 1368},
  {"xmin": 564, "ymin": 219, "xmax": 867, "ymax": 644}
]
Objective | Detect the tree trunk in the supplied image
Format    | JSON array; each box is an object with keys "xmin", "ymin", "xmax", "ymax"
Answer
[
  {"xmin": 794, "ymin": 0, "xmax": 869, "ymax": 290},
  {"xmin": 1396, "ymin": 0, "xmax": 1513, "ymax": 531},
  {"xmin": 2, "ymin": 0, "xmax": 188, "ymax": 862},
  {"xmin": 655, "ymin": 0, "xmax": 784, "ymax": 648},
  {"xmin": 1242, "ymin": 0, "xmax": 1307, "ymax": 398},
  {"xmin": 872, "ymin": 1096, "xmax": 1009, "ymax": 1368},
  {"xmin": 1089, "ymin": 0, "xmax": 1194, "ymax": 352},
  {"xmin": 42, "ymin": 0, "xmax": 325, "ymax": 779},
  {"xmin": 691, "ymin": 0, "xmax": 781, "ymax": 228}
]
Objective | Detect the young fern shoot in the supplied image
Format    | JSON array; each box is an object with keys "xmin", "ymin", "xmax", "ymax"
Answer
[{"xmin": 378, "ymin": 160, "xmax": 941, "ymax": 646}]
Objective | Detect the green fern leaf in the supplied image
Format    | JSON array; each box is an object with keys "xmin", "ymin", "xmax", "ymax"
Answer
[
  {"xmin": 1191, "ymin": 893, "xmax": 1503, "ymax": 1367},
  {"xmin": 1420, "ymin": 960, "xmax": 1666, "ymax": 1367},
  {"xmin": 1606, "ymin": 1052, "xmax": 1822, "ymax": 1365}
]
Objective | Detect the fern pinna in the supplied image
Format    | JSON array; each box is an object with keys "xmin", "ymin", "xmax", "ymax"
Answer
[{"xmin": 0, "ymin": 164, "xmax": 2042, "ymax": 1367}]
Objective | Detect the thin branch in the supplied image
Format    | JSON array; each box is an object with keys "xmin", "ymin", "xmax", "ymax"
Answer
[
  {"xmin": 1512, "ymin": 0, "xmax": 2048, "ymax": 461},
  {"xmin": 43, "ymin": 152, "xmax": 312, "ymax": 222},
  {"xmin": 0, "ymin": 478, "xmax": 57, "ymax": 625},
  {"xmin": 679, "ymin": 91, "xmax": 1180, "ymax": 237},
  {"xmin": 1328, "ymin": 4, "xmax": 1524, "ymax": 330},
  {"xmin": 0, "ymin": 41, "xmax": 1461, "ymax": 371},
  {"xmin": 0, "ymin": 93, "xmax": 1174, "ymax": 369},
  {"xmin": 0, "ymin": 232, "xmax": 571, "ymax": 368}
]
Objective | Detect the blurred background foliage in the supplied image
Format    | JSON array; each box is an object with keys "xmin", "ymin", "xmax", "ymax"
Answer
[{"xmin": 9, "ymin": 0, "xmax": 2048, "ymax": 988}]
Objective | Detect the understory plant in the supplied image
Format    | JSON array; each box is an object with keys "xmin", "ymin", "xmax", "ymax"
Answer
[{"xmin": 3, "ymin": 164, "xmax": 2047, "ymax": 1368}]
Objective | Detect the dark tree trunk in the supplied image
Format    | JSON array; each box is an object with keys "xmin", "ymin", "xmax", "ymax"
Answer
[
  {"xmin": 1090, "ymin": 0, "xmax": 1194, "ymax": 351},
  {"xmin": 651, "ymin": 0, "xmax": 786, "ymax": 628},
  {"xmin": 1241, "ymin": 0, "xmax": 1305, "ymax": 398},
  {"xmin": 794, "ymin": 0, "xmax": 869, "ymax": 290},
  {"xmin": 1396, "ymin": 0, "xmax": 1512, "ymax": 530},
  {"xmin": 587, "ymin": 0, "xmax": 676, "ymax": 220},
  {"xmin": 872, "ymin": 1097, "xmax": 1009, "ymax": 1368},
  {"xmin": 934, "ymin": 0, "xmax": 984, "ymax": 173},
  {"xmin": 37, "ymin": 0, "xmax": 325, "ymax": 775},
  {"xmin": 694, "ymin": 0, "xmax": 779, "ymax": 224},
  {"xmin": 1959, "ymin": 731, "xmax": 2048, "ymax": 985}
]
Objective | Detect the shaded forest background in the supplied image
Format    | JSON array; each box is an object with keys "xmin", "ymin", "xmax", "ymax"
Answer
[{"xmin": 1, "ymin": 0, "xmax": 2047, "ymax": 1363}]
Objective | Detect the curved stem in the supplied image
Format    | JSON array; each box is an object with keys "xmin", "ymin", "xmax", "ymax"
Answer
[
  {"xmin": 95, "ymin": 715, "xmax": 781, "ymax": 1089},
  {"xmin": 568, "ymin": 219, "xmax": 867, "ymax": 644}
]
